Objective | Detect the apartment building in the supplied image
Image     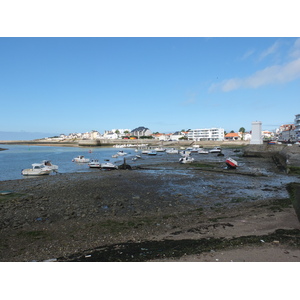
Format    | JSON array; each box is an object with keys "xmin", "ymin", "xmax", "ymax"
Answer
[{"xmin": 187, "ymin": 128, "xmax": 224, "ymax": 141}]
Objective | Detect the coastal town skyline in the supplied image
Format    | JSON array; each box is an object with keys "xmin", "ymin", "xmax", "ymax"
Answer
[{"xmin": 1, "ymin": 37, "xmax": 300, "ymax": 141}]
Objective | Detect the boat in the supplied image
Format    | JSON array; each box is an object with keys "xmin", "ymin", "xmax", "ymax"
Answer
[
  {"xmin": 198, "ymin": 149, "xmax": 209, "ymax": 154},
  {"xmin": 225, "ymin": 157, "xmax": 238, "ymax": 169},
  {"xmin": 179, "ymin": 156, "xmax": 194, "ymax": 164},
  {"xmin": 72, "ymin": 155, "xmax": 90, "ymax": 163},
  {"xmin": 101, "ymin": 162, "xmax": 118, "ymax": 170},
  {"xmin": 112, "ymin": 154, "xmax": 119, "ymax": 158},
  {"xmin": 117, "ymin": 151, "xmax": 127, "ymax": 156},
  {"xmin": 154, "ymin": 147, "xmax": 166, "ymax": 152},
  {"xmin": 180, "ymin": 150, "xmax": 191, "ymax": 156},
  {"xmin": 41, "ymin": 160, "xmax": 58, "ymax": 172},
  {"xmin": 148, "ymin": 150, "xmax": 157, "ymax": 156},
  {"xmin": 209, "ymin": 147, "xmax": 222, "ymax": 153},
  {"xmin": 21, "ymin": 163, "xmax": 52, "ymax": 176},
  {"xmin": 141, "ymin": 149, "xmax": 150, "ymax": 154},
  {"xmin": 166, "ymin": 148, "xmax": 179, "ymax": 154},
  {"xmin": 185, "ymin": 147, "xmax": 199, "ymax": 153},
  {"xmin": 88, "ymin": 159, "xmax": 101, "ymax": 168}
]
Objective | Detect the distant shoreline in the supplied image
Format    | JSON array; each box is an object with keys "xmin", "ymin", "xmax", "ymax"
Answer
[{"xmin": 0, "ymin": 139, "xmax": 250, "ymax": 148}]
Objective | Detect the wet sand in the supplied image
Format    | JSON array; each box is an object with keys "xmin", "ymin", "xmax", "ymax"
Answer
[{"xmin": 1, "ymin": 157, "xmax": 300, "ymax": 262}]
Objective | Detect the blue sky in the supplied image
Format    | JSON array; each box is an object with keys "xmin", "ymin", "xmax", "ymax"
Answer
[{"xmin": 1, "ymin": 37, "xmax": 300, "ymax": 140}]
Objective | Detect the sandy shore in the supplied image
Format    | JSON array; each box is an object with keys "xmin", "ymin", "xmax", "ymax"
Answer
[{"xmin": 1, "ymin": 158, "xmax": 300, "ymax": 262}]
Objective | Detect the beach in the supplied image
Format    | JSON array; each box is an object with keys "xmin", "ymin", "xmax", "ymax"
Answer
[{"xmin": 1, "ymin": 154, "xmax": 300, "ymax": 262}]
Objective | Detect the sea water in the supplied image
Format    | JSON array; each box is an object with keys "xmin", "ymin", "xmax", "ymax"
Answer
[{"xmin": 0, "ymin": 145, "xmax": 139, "ymax": 181}]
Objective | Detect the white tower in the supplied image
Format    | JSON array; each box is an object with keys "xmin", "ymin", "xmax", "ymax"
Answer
[{"xmin": 250, "ymin": 121, "xmax": 263, "ymax": 144}]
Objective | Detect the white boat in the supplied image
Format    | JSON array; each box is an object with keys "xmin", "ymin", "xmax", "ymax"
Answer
[
  {"xmin": 117, "ymin": 151, "xmax": 127, "ymax": 156},
  {"xmin": 88, "ymin": 159, "xmax": 101, "ymax": 168},
  {"xmin": 166, "ymin": 148, "xmax": 179, "ymax": 154},
  {"xmin": 141, "ymin": 149, "xmax": 150, "ymax": 154},
  {"xmin": 42, "ymin": 160, "xmax": 58, "ymax": 171},
  {"xmin": 72, "ymin": 155, "xmax": 90, "ymax": 163},
  {"xmin": 101, "ymin": 162, "xmax": 118, "ymax": 170},
  {"xmin": 209, "ymin": 147, "xmax": 222, "ymax": 153},
  {"xmin": 21, "ymin": 163, "xmax": 52, "ymax": 176},
  {"xmin": 112, "ymin": 154, "xmax": 119, "ymax": 158},
  {"xmin": 148, "ymin": 150, "xmax": 157, "ymax": 156},
  {"xmin": 198, "ymin": 149, "xmax": 209, "ymax": 154},
  {"xmin": 185, "ymin": 147, "xmax": 199, "ymax": 153},
  {"xmin": 154, "ymin": 147, "xmax": 166, "ymax": 152},
  {"xmin": 179, "ymin": 156, "xmax": 194, "ymax": 164},
  {"xmin": 180, "ymin": 150, "xmax": 191, "ymax": 157}
]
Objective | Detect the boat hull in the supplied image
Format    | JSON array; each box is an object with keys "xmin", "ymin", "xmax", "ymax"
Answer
[
  {"xmin": 226, "ymin": 158, "xmax": 238, "ymax": 169},
  {"xmin": 21, "ymin": 169, "xmax": 52, "ymax": 176}
]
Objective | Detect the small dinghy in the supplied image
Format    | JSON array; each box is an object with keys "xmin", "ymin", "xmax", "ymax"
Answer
[
  {"xmin": 225, "ymin": 157, "xmax": 238, "ymax": 169},
  {"xmin": 179, "ymin": 156, "xmax": 194, "ymax": 164},
  {"xmin": 101, "ymin": 162, "xmax": 118, "ymax": 170},
  {"xmin": 72, "ymin": 155, "xmax": 90, "ymax": 163},
  {"xmin": 88, "ymin": 159, "xmax": 101, "ymax": 168}
]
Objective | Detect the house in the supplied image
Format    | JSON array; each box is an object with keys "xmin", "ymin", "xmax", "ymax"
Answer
[
  {"xmin": 103, "ymin": 132, "xmax": 119, "ymax": 139},
  {"xmin": 131, "ymin": 126, "xmax": 152, "ymax": 137},
  {"xmin": 225, "ymin": 132, "xmax": 240, "ymax": 140},
  {"xmin": 170, "ymin": 131, "xmax": 187, "ymax": 141}
]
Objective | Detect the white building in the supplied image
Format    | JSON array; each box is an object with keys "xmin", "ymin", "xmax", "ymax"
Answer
[
  {"xmin": 187, "ymin": 128, "xmax": 224, "ymax": 141},
  {"xmin": 170, "ymin": 131, "xmax": 186, "ymax": 141},
  {"xmin": 102, "ymin": 131, "xmax": 119, "ymax": 139},
  {"xmin": 112, "ymin": 129, "xmax": 131, "ymax": 135}
]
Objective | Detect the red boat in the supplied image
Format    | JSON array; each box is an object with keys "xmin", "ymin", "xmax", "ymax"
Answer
[{"xmin": 226, "ymin": 157, "xmax": 238, "ymax": 169}]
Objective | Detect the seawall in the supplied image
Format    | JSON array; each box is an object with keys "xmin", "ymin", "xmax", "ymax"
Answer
[{"xmin": 244, "ymin": 143, "xmax": 300, "ymax": 172}]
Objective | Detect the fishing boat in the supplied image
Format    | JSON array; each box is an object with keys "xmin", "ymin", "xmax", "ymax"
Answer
[
  {"xmin": 41, "ymin": 160, "xmax": 58, "ymax": 172},
  {"xmin": 198, "ymin": 149, "xmax": 209, "ymax": 154},
  {"xmin": 180, "ymin": 150, "xmax": 191, "ymax": 156},
  {"xmin": 154, "ymin": 147, "xmax": 166, "ymax": 152},
  {"xmin": 21, "ymin": 163, "xmax": 52, "ymax": 176},
  {"xmin": 101, "ymin": 162, "xmax": 118, "ymax": 170},
  {"xmin": 72, "ymin": 155, "xmax": 90, "ymax": 163},
  {"xmin": 225, "ymin": 157, "xmax": 238, "ymax": 169},
  {"xmin": 179, "ymin": 156, "xmax": 194, "ymax": 164},
  {"xmin": 209, "ymin": 147, "xmax": 222, "ymax": 153},
  {"xmin": 166, "ymin": 148, "xmax": 179, "ymax": 154},
  {"xmin": 88, "ymin": 159, "xmax": 101, "ymax": 168},
  {"xmin": 185, "ymin": 147, "xmax": 199, "ymax": 153},
  {"xmin": 148, "ymin": 150, "xmax": 157, "ymax": 156},
  {"xmin": 117, "ymin": 151, "xmax": 127, "ymax": 156}
]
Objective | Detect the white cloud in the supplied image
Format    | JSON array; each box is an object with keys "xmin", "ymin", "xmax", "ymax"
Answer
[
  {"xmin": 259, "ymin": 40, "xmax": 281, "ymax": 61},
  {"xmin": 289, "ymin": 38, "xmax": 300, "ymax": 58},
  {"xmin": 181, "ymin": 92, "xmax": 197, "ymax": 105},
  {"xmin": 240, "ymin": 49, "xmax": 255, "ymax": 60},
  {"xmin": 210, "ymin": 57, "xmax": 300, "ymax": 92}
]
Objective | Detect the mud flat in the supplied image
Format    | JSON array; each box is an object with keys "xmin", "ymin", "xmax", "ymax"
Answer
[{"xmin": 1, "ymin": 155, "xmax": 300, "ymax": 262}]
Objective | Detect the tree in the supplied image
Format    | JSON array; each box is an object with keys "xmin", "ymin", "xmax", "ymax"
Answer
[{"xmin": 239, "ymin": 127, "xmax": 246, "ymax": 140}]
